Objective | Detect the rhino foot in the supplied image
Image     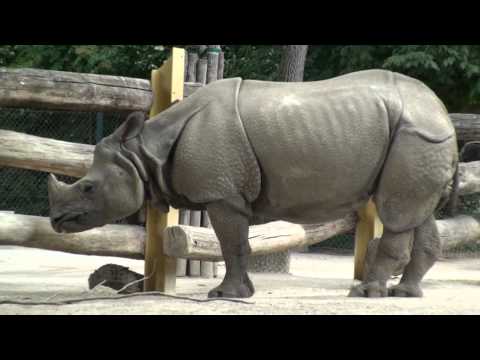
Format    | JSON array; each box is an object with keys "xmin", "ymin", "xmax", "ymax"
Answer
[
  {"xmin": 348, "ymin": 281, "xmax": 387, "ymax": 298},
  {"xmin": 388, "ymin": 283, "xmax": 423, "ymax": 297},
  {"xmin": 208, "ymin": 274, "xmax": 255, "ymax": 299}
]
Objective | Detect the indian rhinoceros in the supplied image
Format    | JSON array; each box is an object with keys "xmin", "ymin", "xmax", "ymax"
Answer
[{"xmin": 48, "ymin": 69, "xmax": 459, "ymax": 299}]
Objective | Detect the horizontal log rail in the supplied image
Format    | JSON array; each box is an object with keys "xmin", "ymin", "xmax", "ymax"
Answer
[
  {"xmin": 0, "ymin": 129, "xmax": 94, "ymax": 177},
  {"xmin": 163, "ymin": 214, "xmax": 480, "ymax": 260},
  {"xmin": 0, "ymin": 68, "xmax": 203, "ymax": 113},
  {"xmin": 449, "ymin": 113, "xmax": 480, "ymax": 142},
  {"xmin": 0, "ymin": 212, "xmax": 145, "ymax": 259},
  {"xmin": 2, "ymin": 212, "xmax": 477, "ymax": 260},
  {"xmin": 2, "ymin": 129, "xmax": 480, "ymax": 189}
]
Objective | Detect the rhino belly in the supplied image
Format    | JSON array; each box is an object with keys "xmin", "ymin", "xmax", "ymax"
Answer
[{"xmin": 241, "ymin": 83, "xmax": 392, "ymax": 224}]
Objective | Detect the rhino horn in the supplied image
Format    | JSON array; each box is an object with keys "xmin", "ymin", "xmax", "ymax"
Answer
[{"xmin": 48, "ymin": 173, "xmax": 68, "ymax": 202}]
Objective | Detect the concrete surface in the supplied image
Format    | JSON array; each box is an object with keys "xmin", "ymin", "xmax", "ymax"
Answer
[{"xmin": 0, "ymin": 246, "xmax": 479, "ymax": 315}]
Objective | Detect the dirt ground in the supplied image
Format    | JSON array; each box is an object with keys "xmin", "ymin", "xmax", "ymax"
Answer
[{"xmin": 0, "ymin": 246, "xmax": 479, "ymax": 315}]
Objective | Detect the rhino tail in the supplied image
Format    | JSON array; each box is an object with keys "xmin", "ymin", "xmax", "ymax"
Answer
[{"xmin": 445, "ymin": 162, "xmax": 460, "ymax": 217}]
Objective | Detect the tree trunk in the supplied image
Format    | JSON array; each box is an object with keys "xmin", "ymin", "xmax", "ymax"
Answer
[{"xmin": 278, "ymin": 45, "xmax": 309, "ymax": 82}]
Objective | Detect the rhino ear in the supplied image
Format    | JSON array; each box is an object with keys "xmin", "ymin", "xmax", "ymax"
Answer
[{"xmin": 117, "ymin": 112, "xmax": 146, "ymax": 142}]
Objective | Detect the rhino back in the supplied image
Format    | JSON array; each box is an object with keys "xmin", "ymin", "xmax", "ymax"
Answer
[{"xmin": 238, "ymin": 71, "xmax": 402, "ymax": 222}]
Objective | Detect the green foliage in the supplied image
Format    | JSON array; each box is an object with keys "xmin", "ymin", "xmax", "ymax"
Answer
[
  {"xmin": 304, "ymin": 45, "xmax": 480, "ymax": 112},
  {"xmin": 223, "ymin": 45, "xmax": 283, "ymax": 81},
  {"xmin": 0, "ymin": 45, "xmax": 171, "ymax": 79},
  {"xmin": 1, "ymin": 44, "xmax": 480, "ymax": 111}
]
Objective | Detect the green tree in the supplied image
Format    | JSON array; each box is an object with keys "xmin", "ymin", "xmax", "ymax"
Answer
[
  {"xmin": 2, "ymin": 45, "xmax": 479, "ymax": 112},
  {"xmin": 0, "ymin": 45, "xmax": 171, "ymax": 79},
  {"xmin": 304, "ymin": 45, "xmax": 480, "ymax": 112}
]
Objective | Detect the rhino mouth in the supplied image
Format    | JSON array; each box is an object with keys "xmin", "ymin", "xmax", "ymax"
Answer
[{"xmin": 52, "ymin": 211, "xmax": 89, "ymax": 233}]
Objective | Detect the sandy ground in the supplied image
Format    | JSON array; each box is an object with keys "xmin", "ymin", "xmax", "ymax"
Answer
[{"xmin": 0, "ymin": 246, "xmax": 479, "ymax": 315}]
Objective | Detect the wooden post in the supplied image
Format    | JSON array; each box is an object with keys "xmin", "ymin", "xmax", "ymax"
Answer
[
  {"xmin": 354, "ymin": 199, "xmax": 383, "ymax": 281},
  {"xmin": 188, "ymin": 211, "xmax": 202, "ymax": 276},
  {"xmin": 144, "ymin": 47, "xmax": 185, "ymax": 293}
]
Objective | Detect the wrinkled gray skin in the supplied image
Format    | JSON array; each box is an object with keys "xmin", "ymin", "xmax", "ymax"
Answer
[{"xmin": 49, "ymin": 69, "xmax": 459, "ymax": 299}]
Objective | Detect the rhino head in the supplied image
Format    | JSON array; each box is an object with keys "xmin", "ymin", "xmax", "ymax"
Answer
[{"xmin": 48, "ymin": 112, "xmax": 149, "ymax": 233}]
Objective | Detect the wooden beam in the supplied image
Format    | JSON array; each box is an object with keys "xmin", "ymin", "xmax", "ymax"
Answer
[
  {"xmin": 0, "ymin": 213, "xmax": 145, "ymax": 259},
  {"xmin": 0, "ymin": 129, "xmax": 94, "ymax": 177},
  {"xmin": 184, "ymin": 82, "xmax": 203, "ymax": 97},
  {"xmin": 163, "ymin": 215, "xmax": 358, "ymax": 261},
  {"xmin": 0, "ymin": 67, "xmax": 153, "ymax": 113},
  {"xmin": 437, "ymin": 215, "xmax": 480, "ymax": 250},
  {"xmin": 450, "ymin": 113, "xmax": 480, "ymax": 142},
  {"xmin": 459, "ymin": 161, "xmax": 480, "ymax": 195},
  {"xmin": 1, "ymin": 212, "xmax": 478, "ymax": 261},
  {"xmin": 353, "ymin": 200, "xmax": 383, "ymax": 281},
  {"xmin": 144, "ymin": 48, "xmax": 185, "ymax": 294}
]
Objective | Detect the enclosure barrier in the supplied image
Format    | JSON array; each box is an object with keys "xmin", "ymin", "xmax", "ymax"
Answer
[{"xmin": 1, "ymin": 50, "xmax": 480, "ymax": 292}]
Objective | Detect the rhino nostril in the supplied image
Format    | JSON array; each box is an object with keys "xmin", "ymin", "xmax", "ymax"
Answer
[{"xmin": 52, "ymin": 215, "xmax": 63, "ymax": 225}]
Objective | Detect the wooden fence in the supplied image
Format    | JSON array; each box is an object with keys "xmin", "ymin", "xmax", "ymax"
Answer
[{"xmin": 1, "ymin": 48, "xmax": 480, "ymax": 293}]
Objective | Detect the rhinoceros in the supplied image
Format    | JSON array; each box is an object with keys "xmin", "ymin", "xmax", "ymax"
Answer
[{"xmin": 48, "ymin": 69, "xmax": 459, "ymax": 299}]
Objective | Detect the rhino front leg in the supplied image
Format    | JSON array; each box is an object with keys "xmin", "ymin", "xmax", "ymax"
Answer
[{"xmin": 206, "ymin": 197, "xmax": 254, "ymax": 298}]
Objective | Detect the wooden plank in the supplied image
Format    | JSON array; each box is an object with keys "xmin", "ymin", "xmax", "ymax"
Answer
[
  {"xmin": 144, "ymin": 48, "xmax": 185, "ymax": 293},
  {"xmin": 0, "ymin": 213, "xmax": 145, "ymax": 259},
  {"xmin": 354, "ymin": 199, "xmax": 383, "ymax": 281},
  {"xmin": 0, "ymin": 67, "xmax": 152, "ymax": 113}
]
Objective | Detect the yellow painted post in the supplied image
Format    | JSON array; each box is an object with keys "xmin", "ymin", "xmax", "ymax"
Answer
[
  {"xmin": 144, "ymin": 48, "xmax": 185, "ymax": 293},
  {"xmin": 354, "ymin": 199, "xmax": 383, "ymax": 281}
]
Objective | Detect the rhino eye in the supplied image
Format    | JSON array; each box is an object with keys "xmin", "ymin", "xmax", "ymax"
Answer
[{"xmin": 80, "ymin": 182, "xmax": 95, "ymax": 194}]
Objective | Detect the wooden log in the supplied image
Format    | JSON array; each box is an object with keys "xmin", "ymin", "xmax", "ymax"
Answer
[
  {"xmin": 450, "ymin": 113, "xmax": 480, "ymax": 142},
  {"xmin": 0, "ymin": 213, "xmax": 145, "ymax": 259},
  {"xmin": 164, "ymin": 212, "xmax": 480, "ymax": 261},
  {"xmin": 196, "ymin": 58, "xmax": 208, "ymax": 86},
  {"xmin": 206, "ymin": 46, "xmax": 220, "ymax": 84},
  {"xmin": 0, "ymin": 129, "xmax": 93, "ymax": 177},
  {"xmin": 176, "ymin": 210, "xmax": 190, "ymax": 276},
  {"xmin": 437, "ymin": 215, "xmax": 480, "ymax": 250},
  {"xmin": 186, "ymin": 52, "xmax": 198, "ymax": 83},
  {"xmin": 1, "ymin": 212, "xmax": 478, "ymax": 262},
  {"xmin": 0, "ymin": 67, "xmax": 153, "ymax": 113},
  {"xmin": 459, "ymin": 161, "xmax": 480, "ymax": 196},
  {"xmin": 164, "ymin": 215, "xmax": 358, "ymax": 261},
  {"xmin": 218, "ymin": 51, "xmax": 225, "ymax": 80},
  {"xmin": 2, "ymin": 128, "xmax": 480, "ymax": 200},
  {"xmin": 184, "ymin": 82, "xmax": 203, "ymax": 98},
  {"xmin": 200, "ymin": 211, "xmax": 214, "ymax": 278},
  {"xmin": 187, "ymin": 211, "xmax": 202, "ymax": 276}
]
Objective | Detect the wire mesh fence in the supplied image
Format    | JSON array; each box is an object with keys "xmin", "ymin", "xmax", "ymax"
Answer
[
  {"xmin": 0, "ymin": 107, "xmax": 479, "ymax": 258},
  {"xmin": 0, "ymin": 107, "xmax": 128, "ymax": 217}
]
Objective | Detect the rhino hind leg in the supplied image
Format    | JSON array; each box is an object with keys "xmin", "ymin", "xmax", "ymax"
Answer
[
  {"xmin": 206, "ymin": 196, "xmax": 255, "ymax": 298},
  {"xmin": 388, "ymin": 215, "xmax": 440, "ymax": 297},
  {"xmin": 350, "ymin": 130, "xmax": 456, "ymax": 298},
  {"xmin": 349, "ymin": 229, "xmax": 413, "ymax": 297}
]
